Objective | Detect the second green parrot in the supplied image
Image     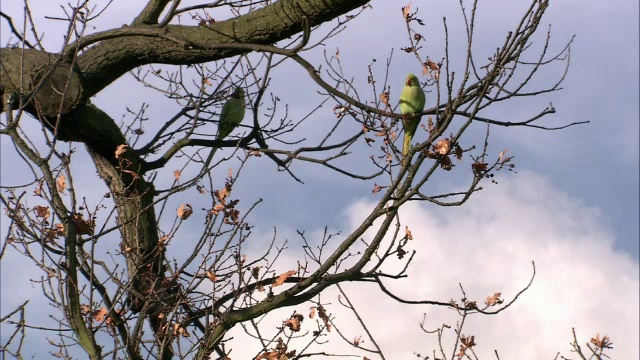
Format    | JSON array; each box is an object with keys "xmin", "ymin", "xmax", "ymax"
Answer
[
  {"xmin": 399, "ymin": 73, "xmax": 426, "ymax": 155},
  {"xmin": 204, "ymin": 87, "xmax": 246, "ymax": 167}
]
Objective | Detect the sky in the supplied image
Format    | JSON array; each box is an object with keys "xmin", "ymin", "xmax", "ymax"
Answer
[{"xmin": 1, "ymin": 0, "xmax": 638, "ymax": 359}]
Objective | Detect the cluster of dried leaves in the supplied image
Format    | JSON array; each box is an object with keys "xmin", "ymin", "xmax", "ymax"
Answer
[
  {"xmin": 283, "ymin": 313, "xmax": 304, "ymax": 332},
  {"xmin": 402, "ymin": 4, "xmax": 425, "ymax": 29},
  {"xmin": 455, "ymin": 334, "xmax": 477, "ymax": 358},
  {"xmin": 255, "ymin": 304, "xmax": 333, "ymax": 359},
  {"xmin": 450, "ymin": 292, "xmax": 504, "ymax": 312},
  {"xmin": 423, "ymin": 137, "xmax": 463, "ymax": 171},
  {"xmin": 472, "ymin": 149, "xmax": 516, "ymax": 182},
  {"xmin": 423, "ymin": 58, "xmax": 441, "ymax": 80},
  {"xmin": 590, "ymin": 334, "xmax": 613, "ymax": 350},
  {"xmin": 32, "ymin": 204, "xmax": 94, "ymax": 238},
  {"xmin": 256, "ymin": 338, "xmax": 296, "ymax": 360},
  {"xmin": 209, "ymin": 181, "xmax": 240, "ymax": 225}
]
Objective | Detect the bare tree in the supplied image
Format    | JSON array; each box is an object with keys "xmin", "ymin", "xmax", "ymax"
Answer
[{"xmin": 0, "ymin": 0, "xmax": 608, "ymax": 359}]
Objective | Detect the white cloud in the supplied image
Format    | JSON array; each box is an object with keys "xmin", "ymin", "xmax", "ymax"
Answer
[
  {"xmin": 225, "ymin": 170, "xmax": 638, "ymax": 359},
  {"xmin": 331, "ymin": 170, "xmax": 638, "ymax": 359}
]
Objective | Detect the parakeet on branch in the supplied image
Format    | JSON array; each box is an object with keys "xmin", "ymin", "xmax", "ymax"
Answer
[
  {"xmin": 203, "ymin": 87, "xmax": 246, "ymax": 167},
  {"xmin": 399, "ymin": 73, "xmax": 426, "ymax": 155},
  {"xmin": 217, "ymin": 86, "xmax": 246, "ymax": 141}
]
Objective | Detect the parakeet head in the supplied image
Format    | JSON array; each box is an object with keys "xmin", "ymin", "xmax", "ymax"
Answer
[
  {"xmin": 231, "ymin": 87, "xmax": 245, "ymax": 99},
  {"xmin": 405, "ymin": 73, "xmax": 420, "ymax": 87}
]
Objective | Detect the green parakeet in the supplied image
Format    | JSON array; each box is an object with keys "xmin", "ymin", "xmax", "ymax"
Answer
[
  {"xmin": 203, "ymin": 87, "xmax": 246, "ymax": 167},
  {"xmin": 217, "ymin": 86, "xmax": 246, "ymax": 141},
  {"xmin": 399, "ymin": 73, "xmax": 426, "ymax": 155}
]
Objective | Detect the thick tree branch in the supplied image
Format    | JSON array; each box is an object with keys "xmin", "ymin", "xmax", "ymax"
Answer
[{"xmin": 74, "ymin": 0, "xmax": 369, "ymax": 97}]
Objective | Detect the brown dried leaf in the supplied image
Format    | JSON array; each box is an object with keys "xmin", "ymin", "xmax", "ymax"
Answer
[
  {"xmin": 372, "ymin": 183, "xmax": 382, "ymax": 194},
  {"xmin": 317, "ymin": 305, "xmax": 331, "ymax": 332},
  {"xmin": 273, "ymin": 270, "xmax": 296, "ymax": 287},
  {"xmin": 590, "ymin": 334, "xmax": 614, "ymax": 350},
  {"xmin": 45, "ymin": 223, "xmax": 65, "ymax": 241},
  {"xmin": 174, "ymin": 170, "xmax": 181, "ymax": 180},
  {"xmin": 405, "ymin": 226, "xmax": 413, "ymax": 240},
  {"xmin": 211, "ymin": 203, "xmax": 225, "ymax": 215},
  {"xmin": 73, "ymin": 214, "xmax": 94, "ymax": 235},
  {"xmin": 434, "ymin": 138, "xmax": 451, "ymax": 156},
  {"xmin": 402, "ymin": 3, "xmax": 412, "ymax": 19},
  {"xmin": 472, "ymin": 161, "xmax": 488, "ymax": 176},
  {"xmin": 461, "ymin": 334, "xmax": 476, "ymax": 348},
  {"xmin": 34, "ymin": 205, "xmax": 50, "ymax": 219},
  {"xmin": 173, "ymin": 323, "xmax": 190, "ymax": 337},
  {"xmin": 177, "ymin": 204, "xmax": 193, "ymax": 220},
  {"xmin": 424, "ymin": 59, "xmax": 440, "ymax": 80},
  {"xmin": 215, "ymin": 188, "xmax": 229, "ymax": 204},
  {"xmin": 379, "ymin": 91, "xmax": 390, "ymax": 108},
  {"xmin": 205, "ymin": 271, "xmax": 218, "ymax": 282},
  {"xmin": 485, "ymin": 292, "xmax": 503, "ymax": 307},
  {"xmin": 255, "ymin": 351, "xmax": 279, "ymax": 360},
  {"xmin": 92, "ymin": 307, "xmax": 108, "ymax": 322},
  {"xmin": 283, "ymin": 313, "xmax": 304, "ymax": 332},
  {"xmin": 396, "ymin": 244, "xmax": 407, "ymax": 259},
  {"xmin": 425, "ymin": 59, "xmax": 439, "ymax": 72},
  {"xmin": 354, "ymin": 335, "xmax": 363, "ymax": 346},
  {"xmin": 114, "ymin": 144, "xmax": 128, "ymax": 160},
  {"xmin": 498, "ymin": 149, "xmax": 508, "ymax": 162},
  {"xmin": 456, "ymin": 346, "xmax": 467, "ymax": 358},
  {"xmin": 56, "ymin": 175, "xmax": 66, "ymax": 193},
  {"xmin": 440, "ymin": 155, "xmax": 453, "ymax": 171},
  {"xmin": 34, "ymin": 182, "xmax": 43, "ymax": 197},
  {"xmin": 455, "ymin": 144, "xmax": 463, "ymax": 160}
]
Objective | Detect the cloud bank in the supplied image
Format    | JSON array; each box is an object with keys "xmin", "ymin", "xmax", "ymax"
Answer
[
  {"xmin": 332, "ymin": 170, "xmax": 638, "ymax": 359},
  {"xmin": 230, "ymin": 170, "xmax": 638, "ymax": 359}
]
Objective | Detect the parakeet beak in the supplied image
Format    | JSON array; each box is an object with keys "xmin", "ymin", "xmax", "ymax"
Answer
[{"xmin": 406, "ymin": 77, "xmax": 412, "ymax": 86}]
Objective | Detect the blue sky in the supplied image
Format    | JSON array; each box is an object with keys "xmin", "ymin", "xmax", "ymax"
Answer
[{"xmin": 1, "ymin": 1, "xmax": 638, "ymax": 359}]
